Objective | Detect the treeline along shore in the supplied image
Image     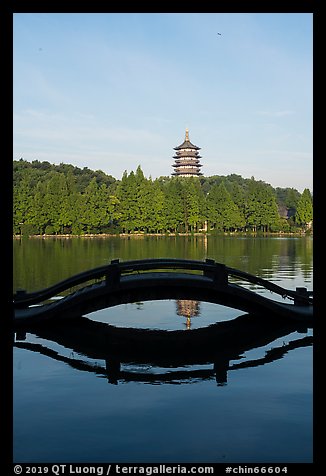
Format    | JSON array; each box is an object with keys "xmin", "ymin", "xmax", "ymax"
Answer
[{"xmin": 14, "ymin": 159, "xmax": 313, "ymax": 236}]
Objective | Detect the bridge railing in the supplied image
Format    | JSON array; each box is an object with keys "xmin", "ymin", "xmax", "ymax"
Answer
[{"xmin": 13, "ymin": 258, "xmax": 313, "ymax": 308}]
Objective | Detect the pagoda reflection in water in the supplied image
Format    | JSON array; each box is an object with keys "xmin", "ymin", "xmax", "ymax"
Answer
[{"xmin": 176, "ymin": 300, "xmax": 201, "ymax": 329}]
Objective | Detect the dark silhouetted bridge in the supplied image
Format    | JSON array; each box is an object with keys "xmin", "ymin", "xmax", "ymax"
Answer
[{"xmin": 13, "ymin": 258, "xmax": 313, "ymax": 324}]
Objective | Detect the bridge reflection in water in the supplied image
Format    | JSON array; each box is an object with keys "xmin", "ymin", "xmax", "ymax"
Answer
[{"xmin": 14, "ymin": 303, "xmax": 312, "ymax": 386}]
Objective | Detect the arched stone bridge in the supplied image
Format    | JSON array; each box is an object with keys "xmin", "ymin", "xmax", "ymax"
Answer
[{"xmin": 13, "ymin": 258, "xmax": 313, "ymax": 324}]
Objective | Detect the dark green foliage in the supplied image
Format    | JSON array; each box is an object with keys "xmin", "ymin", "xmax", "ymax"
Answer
[
  {"xmin": 245, "ymin": 179, "xmax": 281, "ymax": 232},
  {"xmin": 295, "ymin": 188, "xmax": 313, "ymax": 229},
  {"xmin": 13, "ymin": 159, "xmax": 313, "ymax": 235},
  {"xmin": 206, "ymin": 182, "xmax": 245, "ymax": 231},
  {"xmin": 161, "ymin": 178, "xmax": 184, "ymax": 233}
]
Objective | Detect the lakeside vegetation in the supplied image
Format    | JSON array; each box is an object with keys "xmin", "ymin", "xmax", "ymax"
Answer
[{"xmin": 13, "ymin": 159, "xmax": 313, "ymax": 236}]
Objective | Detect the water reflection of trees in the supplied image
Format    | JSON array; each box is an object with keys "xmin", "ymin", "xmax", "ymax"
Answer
[
  {"xmin": 13, "ymin": 236, "xmax": 313, "ymax": 294},
  {"xmin": 14, "ymin": 311, "xmax": 312, "ymax": 386}
]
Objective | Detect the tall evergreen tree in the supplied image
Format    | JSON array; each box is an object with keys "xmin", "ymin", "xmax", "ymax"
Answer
[
  {"xmin": 13, "ymin": 176, "xmax": 35, "ymax": 233},
  {"xmin": 206, "ymin": 182, "xmax": 244, "ymax": 231},
  {"xmin": 116, "ymin": 170, "xmax": 140, "ymax": 232},
  {"xmin": 245, "ymin": 180, "xmax": 281, "ymax": 232},
  {"xmin": 78, "ymin": 178, "xmax": 119, "ymax": 233},
  {"xmin": 42, "ymin": 173, "xmax": 65, "ymax": 234},
  {"xmin": 182, "ymin": 178, "xmax": 205, "ymax": 232},
  {"xmin": 162, "ymin": 178, "xmax": 184, "ymax": 233},
  {"xmin": 31, "ymin": 181, "xmax": 49, "ymax": 234},
  {"xmin": 295, "ymin": 188, "xmax": 313, "ymax": 229},
  {"xmin": 134, "ymin": 165, "xmax": 149, "ymax": 231},
  {"xmin": 150, "ymin": 179, "xmax": 166, "ymax": 233}
]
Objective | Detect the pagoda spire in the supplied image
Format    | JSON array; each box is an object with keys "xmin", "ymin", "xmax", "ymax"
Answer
[{"xmin": 185, "ymin": 128, "xmax": 189, "ymax": 141}]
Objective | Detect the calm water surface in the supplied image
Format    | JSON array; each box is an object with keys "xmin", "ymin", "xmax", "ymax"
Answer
[{"xmin": 13, "ymin": 236, "xmax": 313, "ymax": 463}]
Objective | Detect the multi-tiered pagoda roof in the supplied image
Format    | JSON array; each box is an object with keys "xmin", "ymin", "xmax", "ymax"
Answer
[{"xmin": 172, "ymin": 129, "xmax": 203, "ymax": 177}]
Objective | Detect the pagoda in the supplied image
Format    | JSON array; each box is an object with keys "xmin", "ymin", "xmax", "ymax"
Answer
[{"xmin": 172, "ymin": 129, "xmax": 203, "ymax": 177}]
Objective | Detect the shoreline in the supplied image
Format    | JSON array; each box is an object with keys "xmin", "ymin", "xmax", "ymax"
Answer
[{"xmin": 13, "ymin": 231, "xmax": 310, "ymax": 239}]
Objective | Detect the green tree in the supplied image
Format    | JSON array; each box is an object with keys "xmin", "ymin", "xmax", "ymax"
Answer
[
  {"xmin": 13, "ymin": 176, "xmax": 35, "ymax": 234},
  {"xmin": 228, "ymin": 181, "xmax": 246, "ymax": 225},
  {"xmin": 181, "ymin": 178, "xmax": 205, "ymax": 232},
  {"xmin": 31, "ymin": 181, "xmax": 49, "ymax": 234},
  {"xmin": 78, "ymin": 178, "xmax": 119, "ymax": 233},
  {"xmin": 245, "ymin": 180, "xmax": 281, "ymax": 232},
  {"xmin": 150, "ymin": 179, "xmax": 166, "ymax": 233},
  {"xmin": 134, "ymin": 165, "xmax": 149, "ymax": 231},
  {"xmin": 275, "ymin": 187, "xmax": 300, "ymax": 209},
  {"xmin": 136, "ymin": 176, "xmax": 164, "ymax": 233},
  {"xmin": 162, "ymin": 178, "xmax": 184, "ymax": 233},
  {"xmin": 206, "ymin": 182, "xmax": 244, "ymax": 231},
  {"xmin": 42, "ymin": 173, "xmax": 73, "ymax": 234},
  {"xmin": 295, "ymin": 188, "xmax": 313, "ymax": 230},
  {"xmin": 116, "ymin": 170, "xmax": 140, "ymax": 233}
]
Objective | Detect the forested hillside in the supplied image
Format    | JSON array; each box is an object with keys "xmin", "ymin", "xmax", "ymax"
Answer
[{"xmin": 13, "ymin": 159, "xmax": 313, "ymax": 235}]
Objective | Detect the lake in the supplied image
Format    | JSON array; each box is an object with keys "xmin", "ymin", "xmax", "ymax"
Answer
[{"xmin": 13, "ymin": 235, "xmax": 313, "ymax": 463}]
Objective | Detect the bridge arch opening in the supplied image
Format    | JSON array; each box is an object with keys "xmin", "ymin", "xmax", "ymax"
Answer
[{"xmin": 86, "ymin": 299, "xmax": 243, "ymax": 331}]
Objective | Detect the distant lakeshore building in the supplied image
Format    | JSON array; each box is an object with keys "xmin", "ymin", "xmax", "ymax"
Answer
[{"xmin": 172, "ymin": 129, "xmax": 203, "ymax": 177}]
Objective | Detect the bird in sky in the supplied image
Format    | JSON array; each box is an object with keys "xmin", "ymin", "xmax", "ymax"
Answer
[{"xmin": 217, "ymin": 32, "xmax": 222, "ymax": 35}]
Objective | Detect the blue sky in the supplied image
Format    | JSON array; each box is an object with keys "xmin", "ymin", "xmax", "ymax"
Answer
[{"xmin": 13, "ymin": 13, "xmax": 313, "ymax": 192}]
